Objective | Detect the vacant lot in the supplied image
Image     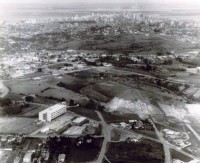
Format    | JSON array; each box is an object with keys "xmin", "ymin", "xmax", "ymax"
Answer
[
  {"xmin": 0, "ymin": 117, "xmax": 39, "ymax": 134},
  {"xmin": 68, "ymin": 107, "xmax": 100, "ymax": 121}
]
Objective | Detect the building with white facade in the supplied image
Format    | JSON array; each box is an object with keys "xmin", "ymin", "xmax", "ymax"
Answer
[
  {"xmin": 23, "ymin": 150, "xmax": 35, "ymax": 163},
  {"xmin": 39, "ymin": 103, "xmax": 67, "ymax": 122},
  {"xmin": 72, "ymin": 117, "xmax": 88, "ymax": 126}
]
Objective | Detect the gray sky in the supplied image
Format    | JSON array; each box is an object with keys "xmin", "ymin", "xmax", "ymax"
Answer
[
  {"xmin": 0, "ymin": 0, "xmax": 198, "ymax": 3},
  {"xmin": 0, "ymin": 0, "xmax": 200, "ymax": 5},
  {"xmin": 0, "ymin": 0, "xmax": 133, "ymax": 4}
]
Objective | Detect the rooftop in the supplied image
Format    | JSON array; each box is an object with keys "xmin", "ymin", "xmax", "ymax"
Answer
[
  {"xmin": 72, "ymin": 117, "xmax": 87, "ymax": 124},
  {"xmin": 40, "ymin": 103, "xmax": 66, "ymax": 114}
]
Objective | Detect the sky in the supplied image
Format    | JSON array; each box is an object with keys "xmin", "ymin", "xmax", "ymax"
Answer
[
  {"xmin": 0, "ymin": 0, "xmax": 200, "ymax": 4},
  {"xmin": 1, "ymin": 0, "xmax": 200, "ymax": 8}
]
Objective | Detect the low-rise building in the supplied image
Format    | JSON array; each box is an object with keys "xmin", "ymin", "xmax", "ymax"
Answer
[
  {"xmin": 1, "ymin": 135, "xmax": 8, "ymax": 142},
  {"xmin": 23, "ymin": 150, "xmax": 35, "ymax": 163},
  {"xmin": 58, "ymin": 154, "xmax": 66, "ymax": 163},
  {"xmin": 72, "ymin": 117, "xmax": 88, "ymax": 126},
  {"xmin": 186, "ymin": 68, "xmax": 199, "ymax": 74}
]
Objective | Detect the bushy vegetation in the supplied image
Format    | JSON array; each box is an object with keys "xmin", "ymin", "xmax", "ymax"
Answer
[
  {"xmin": 106, "ymin": 139, "xmax": 164, "ymax": 163},
  {"xmin": 0, "ymin": 98, "xmax": 12, "ymax": 107}
]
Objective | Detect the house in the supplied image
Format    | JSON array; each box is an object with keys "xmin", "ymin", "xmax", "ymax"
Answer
[
  {"xmin": 134, "ymin": 120, "xmax": 144, "ymax": 129},
  {"xmin": 58, "ymin": 154, "xmax": 66, "ymax": 163},
  {"xmin": 23, "ymin": 150, "xmax": 35, "ymax": 163}
]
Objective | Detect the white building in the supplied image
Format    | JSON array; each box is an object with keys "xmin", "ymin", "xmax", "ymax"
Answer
[
  {"xmin": 72, "ymin": 117, "xmax": 88, "ymax": 126},
  {"xmin": 186, "ymin": 68, "xmax": 199, "ymax": 74},
  {"xmin": 39, "ymin": 103, "xmax": 67, "ymax": 122},
  {"xmin": 58, "ymin": 154, "xmax": 66, "ymax": 162},
  {"xmin": 23, "ymin": 150, "xmax": 35, "ymax": 163}
]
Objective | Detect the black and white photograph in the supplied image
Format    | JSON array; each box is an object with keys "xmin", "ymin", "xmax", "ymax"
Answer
[{"xmin": 0, "ymin": 0, "xmax": 200, "ymax": 162}]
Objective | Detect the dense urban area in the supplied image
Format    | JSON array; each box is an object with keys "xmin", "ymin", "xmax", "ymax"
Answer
[{"xmin": 1, "ymin": 6, "xmax": 200, "ymax": 163}]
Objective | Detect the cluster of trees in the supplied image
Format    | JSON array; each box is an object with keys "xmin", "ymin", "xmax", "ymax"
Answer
[
  {"xmin": 107, "ymin": 142, "xmax": 164, "ymax": 163},
  {"xmin": 3, "ymin": 106, "xmax": 22, "ymax": 115},
  {"xmin": 0, "ymin": 98, "xmax": 12, "ymax": 107},
  {"xmin": 84, "ymin": 99, "xmax": 105, "ymax": 111},
  {"xmin": 46, "ymin": 96, "xmax": 66, "ymax": 102},
  {"xmin": 47, "ymin": 135, "xmax": 96, "ymax": 158},
  {"xmin": 47, "ymin": 136, "xmax": 70, "ymax": 156},
  {"xmin": 0, "ymin": 98, "xmax": 23, "ymax": 115},
  {"xmin": 57, "ymin": 82, "xmax": 85, "ymax": 93}
]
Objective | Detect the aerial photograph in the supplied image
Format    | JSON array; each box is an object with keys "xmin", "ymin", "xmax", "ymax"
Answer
[{"xmin": 0, "ymin": 0, "xmax": 200, "ymax": 162}]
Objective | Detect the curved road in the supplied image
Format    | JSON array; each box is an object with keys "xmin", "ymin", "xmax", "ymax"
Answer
[{"xmin": 95, "ymin": 110, "xmax": 111, "ymax": 163}]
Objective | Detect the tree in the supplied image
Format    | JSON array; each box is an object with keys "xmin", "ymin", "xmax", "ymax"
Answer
[
  {"xmin": 145, "ymin": 63, "xmax": 152, "ymax": 71},
  {"xmin": 24, "ymin": 96, "xmax": 34, "ymax": 102},
  {"xmin": 3, "ymin": 106, "xmax": 22, "ymax": 115},
  {"xmin": 156, "ymin": 50, "xmax": 164, "ymax": 56},
  {"xmin": 163, "ymin": 59, "xmax": 173, "ymax": 65},
  {"xmin": 85, "ymin": 100, "xmax": 96, "ymax": 109},
  {"xmin": 0, "ymin": 98, "xmax": 12, "ymax": 107},
  {"xmin": 38, "ymin": 68, "xmax": 42, "ymax": 72},
  {"xmin": 176, "ymin": 57, "xmax": 183, "ymax": 62},
  {"xmin": 69, "ymin": 99, "xmax": 75, "ymax": 106}
]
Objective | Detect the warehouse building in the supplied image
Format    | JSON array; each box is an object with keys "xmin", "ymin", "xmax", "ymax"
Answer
[
  {"xmin": 72, "ymin": 117, "xmax": 88, "ymax": 126},
  {"xmin": 39, "ymin": 103, "xmax": 67, "ymax": 122}
]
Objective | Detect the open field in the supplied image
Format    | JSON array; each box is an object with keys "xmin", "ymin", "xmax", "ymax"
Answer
[
  {"xmin": 0, "ymin": 117, "xmax": 39, "ymax": 134},
  {"xmin": 68, "ymin": 107, "xmax": 100, "ymax": 121},
  {"xmin": 171, "ymin": 149, "xmax": 193, "ymax": 162}
]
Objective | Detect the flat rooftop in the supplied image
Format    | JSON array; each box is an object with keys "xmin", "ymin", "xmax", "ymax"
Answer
[
  {"xmin": 72, "ymin": 117, "xmax": 87, "ymax": 124},
  {"xmin": 40, "ymin": 103, "xmax": 66, "ymax": 114}
]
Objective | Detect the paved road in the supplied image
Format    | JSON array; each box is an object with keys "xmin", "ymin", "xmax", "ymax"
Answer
[
  {"xmin": 113, "ymin": 124, "xmax": 197, "ymax": 160},
  {"xmin": 2, "ymin": 66, "xmax": 97, "ymax": 82},
  {"xmin": 186, "ymin": 123, "xmax": 200, "ymax": 142},
  {"xmin": 119, "ymin": 67, "xmax": 200, "ymax": 88},
  {"xmin": 136, "ymin": 89, "xmax": 176, "ymax": 163},
  {"xmin": 26, "ymin": 134, "xmax": 103, "ymax": 139},
  {"xmin": 149, "ymin": 117, "xmax": 171, "ymax": 163},
  {"xmin": 18, "ymin": 101, "xmax": 50, "ymax": 107},
  {"xmin": 95, "ymin": 111, "xmax": 110, "ymax": 163}
]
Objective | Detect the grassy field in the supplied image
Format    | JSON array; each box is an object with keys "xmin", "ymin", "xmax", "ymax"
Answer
[
  {"xmin": 68, "ymin": 106, "xmax": 141, "ymax": 123},
  {"xmin": 68, "ymin": 107, "xmax": 100, "ymax": 121},
  {"xmin": 100, "ymin": 111, "xmax": 140, "ymax": 123},
  {"xmin": 0, "ymin": 117, "xmax": 40, "ymax": 134},
  {"xmin": 171, "ymin": 149, "xmax": 192, "ymax": 162},
  {"xmin": 80, "ymin": 85, "xmax": 110, "ymax": 102},
  {"xmin": 133, "ymin": 130, "xmax": 158, "ymax": 139}
]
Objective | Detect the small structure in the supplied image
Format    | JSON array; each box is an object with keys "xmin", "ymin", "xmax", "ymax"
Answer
[
  {"xmin": 41, "ymin": 127, "xmax": 50, "ymax": 134},
  {"xmin": 1, "ymin": 135, "xmax": 8, "ymax": 142},
  {"xmin": 58, "ymin": 154, "xmax": 66, "ymax": 163},
  {"xmin": 39, "ymin": 103, "xmax": 67, "ymax": 122},
  {"xmin": 23, "ymin": 150, "xmax": 35, "ymax": 163},
  {"xmin": 134, "ymin": 120, "xmax": 144, "ymax": 129},
  {"xmin": 7, "ymin": 136, "xmax": 16, "ymax": 144},
  {"xmin": 44, "ymin": 152, "xmax": 50, "ymax": 161},
  {"xmin": 186, "ymin": 68, "xmax": 199, "ymax": 74},
  {"xmin": 72, "ymin": 117, "xmax": 88, "ymax": 126}
]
